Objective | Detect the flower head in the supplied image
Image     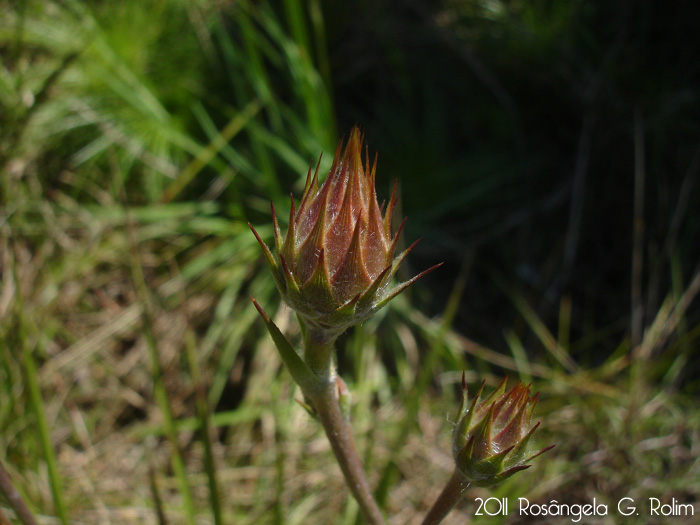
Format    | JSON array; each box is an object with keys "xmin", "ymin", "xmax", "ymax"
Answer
[
  {"xmin": 452, "ymin": 374, "xmax": 554, "ymax": 487},
  {"xmin": 251, "ymin": 127, "xmax": 438, "ymax": 339}
]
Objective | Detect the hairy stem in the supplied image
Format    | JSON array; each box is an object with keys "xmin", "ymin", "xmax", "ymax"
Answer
[
  {"xmin": 307, "ymin": 381, "xmax": 385, "ymax": 525},
  {"xmin": 303, "ymin": 333, "xmax": 385, "ymax": 525},
  {"xmin": 422, "ymin": 469, "xmax": 470, "ymax": 525},
  {"xmin": 301, "ymin": 325, "xmax": 337, "ymax": 379}
]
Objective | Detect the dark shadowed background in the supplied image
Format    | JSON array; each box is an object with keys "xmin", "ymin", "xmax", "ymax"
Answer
[{"xmin": 1, "ymin": 1, "xmax": 698, "ymax": 523}]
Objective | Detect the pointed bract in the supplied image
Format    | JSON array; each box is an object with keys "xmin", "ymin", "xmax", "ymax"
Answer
[
  {"xmin": 452, "ymin": 378, "xmax": 554, "ymax": 487},
  {"xmin": 251, "ymin": 126, "xmax": 438, "ymax": 339}
]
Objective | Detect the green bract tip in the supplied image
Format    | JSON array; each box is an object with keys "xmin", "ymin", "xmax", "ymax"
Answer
[{"xmin": 452, "ymin": 374, "xmax": 554, "ymax": 487}]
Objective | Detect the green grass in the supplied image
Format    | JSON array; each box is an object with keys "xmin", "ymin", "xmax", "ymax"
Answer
[{"xmin": 1, "ymin": 1, "xmax": 699, "ymax": 524}]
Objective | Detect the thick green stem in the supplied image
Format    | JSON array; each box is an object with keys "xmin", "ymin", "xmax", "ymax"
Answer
[
  {"xmin": 421, "ymin": 469, "xmax": 470, "ymax": 525},
  {"xmin": 303, "ymin": 331, "xmax": 385, "ymax": 525},
  {"xmin": 301, "ymin": 325, "xmax": 336, "ymax": 379}
]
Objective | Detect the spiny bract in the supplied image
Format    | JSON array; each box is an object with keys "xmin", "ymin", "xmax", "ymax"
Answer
[
  {"xmin": 452, "ymin": 374, "xmax": 554, "ymax": 487},
  {"xmin": 250, "ymin": 127, "xmax": 438, "ymax": 339}
]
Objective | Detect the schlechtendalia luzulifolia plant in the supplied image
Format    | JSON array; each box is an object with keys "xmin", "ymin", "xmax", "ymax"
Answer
[{"xmin": 249, "ymin": 127, "xmax": 553, "ymax": 524}]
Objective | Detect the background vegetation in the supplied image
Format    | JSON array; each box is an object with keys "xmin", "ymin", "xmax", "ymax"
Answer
[{"xmin": 1, "ymin": 0, "xmax": 698, "ymax": 523}]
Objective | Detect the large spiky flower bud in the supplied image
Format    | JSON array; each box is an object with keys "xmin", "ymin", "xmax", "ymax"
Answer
[
  {"xmin": 251, "ymin": 127, "xmax": 438, "ymax": 339},
  {"xmin": 452, "ymin": 374, "xmax": 554, "ymax": 487}
]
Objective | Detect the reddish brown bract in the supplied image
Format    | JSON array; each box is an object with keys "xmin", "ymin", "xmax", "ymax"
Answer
[
  {"xmin": 250, "ymin": 127, "xmax": 438, "ymax": 338},
  {"xmin": 281, "ymin": 127, "xmax": 400, "ymax": 305}
]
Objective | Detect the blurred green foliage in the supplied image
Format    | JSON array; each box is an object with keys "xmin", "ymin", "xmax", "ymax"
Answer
[{"xmin": 1, "ymin": 0, "xmax": 699, "ymax": 523}]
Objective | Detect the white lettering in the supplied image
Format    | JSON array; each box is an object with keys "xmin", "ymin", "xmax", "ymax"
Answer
[
  {"xmin": 618, "ymin": 497, "xmax": 636, "ymax": 516},
  {"xmin": 517, "ymin": 499, "xmax": 608, "ymax": 521},
  {"xmin": 482, "ymin": 497, "xmax": 506, "ymax": 516},
  {"xmin": 649, "ymin": 498, "xmax": 695, "ymax": 516}
]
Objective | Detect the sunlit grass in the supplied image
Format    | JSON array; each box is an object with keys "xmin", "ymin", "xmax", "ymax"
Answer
[{"xmin": 1, "ymin": 0, "xmax": 699, "ymax": 524}]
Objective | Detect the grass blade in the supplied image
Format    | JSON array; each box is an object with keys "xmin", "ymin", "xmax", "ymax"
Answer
[{"xmin": 21, "ymin": 338, "xmax": 69, "ymax": 524}]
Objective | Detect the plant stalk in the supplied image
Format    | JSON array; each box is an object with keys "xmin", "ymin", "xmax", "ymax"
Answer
[
  {"xmin": 0, "ymin": 461, "xmax": 38, "ymax": 525},
  {"xmin": 303, "ymin": 333, "xmax": 384, "ymax": 525},
  {"xmin": 302, "ymin": 325, "xmax": 337, "ymax": 379},
  {"xmin": 307, "ymin": 380, "xmax": 385, "ymax": 525},
  {"xmin": 421, "ymin": 469, "xmax": 470, "ymax": 525}
]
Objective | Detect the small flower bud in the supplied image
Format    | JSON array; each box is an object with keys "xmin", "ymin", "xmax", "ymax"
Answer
[
  {"xmin": 250, "ymin": 127, "xmax": 439, "ymax": 339},
  {"xmin": 452, "ymin": 374, "xmax": 554, "ymax": 487}
]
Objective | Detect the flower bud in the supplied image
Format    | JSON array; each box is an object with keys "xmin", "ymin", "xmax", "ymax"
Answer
[
  {"xmin": 452, "ymin": 374, "xmax": 554, "ymax": 487},
  {"xmin": 251, "ymin": 127, "xmax": 439, "ymax": 339}
]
